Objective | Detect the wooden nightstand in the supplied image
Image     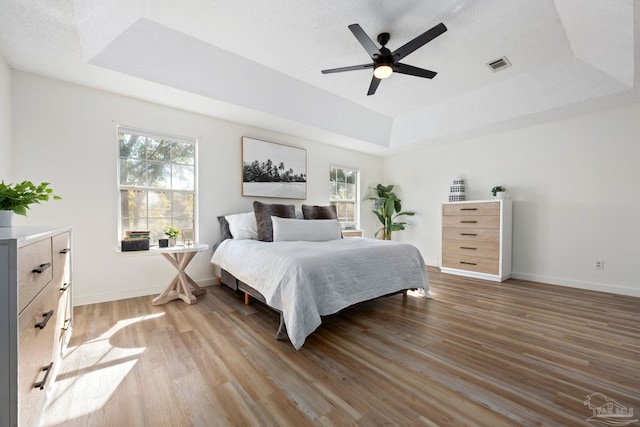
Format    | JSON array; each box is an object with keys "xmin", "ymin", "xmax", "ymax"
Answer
[
  {"xmin": 150, "ymin": 243, "xmax": 210, "ymax": 305},
  {"xmin": 342, "ymin": 230, "xmax": 363, "ymax": 238}
]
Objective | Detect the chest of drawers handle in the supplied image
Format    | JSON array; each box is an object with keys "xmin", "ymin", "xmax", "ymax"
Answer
[
  {"xmin": 32, "ymin": 262, "xmax": 51, "ymax": 274},
  {"xmin": 34, "ymin": 362, "xmax": 54, "ymax": 390},
  {"xmin": 460, "ymin": 220, "xmax": 478, "ymax": 224},
  {"xmin": 35, "ymin": 310, "xmax": 54, "ymax": 329},
  {"xmin": 460, "ymin": 247, "xmax": 477, "ymax": 250},
  {"xmin": 59, "ymin": 248, "xmax": 71, "ymax": 254},
  {"xmin": 460, "ymin": 208, "xmax": 478, "ymax": 211},
  {"xmin": 60, "ymin": 282, "xmax": 71, "ymax": 291},
  {"xmin": 460, "ymin": 261, "xmax": 477, "ymax": 266},
  {"xmin": 460, "ymin": 233, "xmax": 478, "ymax": 236}
]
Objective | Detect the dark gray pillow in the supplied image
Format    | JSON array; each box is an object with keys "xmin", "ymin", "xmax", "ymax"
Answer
[
  {"xmin": 217, "ymin": 216, "xmax": 233, "ymax": 240},
  {"xmin": 253, "ymin": 201, "xmax": 296, "ymax": 242},
  {"xmin": 302, "ymin": 204, "xmax": 338, "ymax": 220}
]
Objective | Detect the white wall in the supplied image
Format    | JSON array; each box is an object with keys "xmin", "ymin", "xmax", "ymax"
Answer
[
  {"xmin": 384, "ymin": 102, "xmax": 640, "ymax": 297},
  {"xmin": 0, "ymin": 55, "xmax": 11, "ymax": 179},
  {"xmin": 11, "ymin": 71, "xmax": 383, "ymax": 305}
]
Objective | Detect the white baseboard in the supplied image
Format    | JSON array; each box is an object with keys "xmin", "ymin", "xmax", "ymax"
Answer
[
  {"xmin": 73, "ymin": 278, "xmax": 219, "ymax": 306},
  {"xmin": 510, "ymin": 272, "xmax": 640, "ymax": 298}
]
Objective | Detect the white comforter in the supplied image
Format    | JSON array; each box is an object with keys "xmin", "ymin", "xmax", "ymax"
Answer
[{"xmin": 211, "ymin": 238, "xmax": 429, "ymax": 349}]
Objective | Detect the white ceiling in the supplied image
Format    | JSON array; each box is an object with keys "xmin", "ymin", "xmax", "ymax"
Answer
[{"xmin": 0, "ymin": 0, "xmax": 638, "ymax": 154}]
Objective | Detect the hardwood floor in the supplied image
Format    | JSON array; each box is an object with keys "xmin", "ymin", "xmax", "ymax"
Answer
[{"xmin": 41, "ymin": 268, "xmax": 640, "ymax": 426}]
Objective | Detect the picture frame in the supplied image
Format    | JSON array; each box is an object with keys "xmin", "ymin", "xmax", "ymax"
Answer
[{"xmin": 242, "ymin": 137, "xmax": 307, "ymax": 199}]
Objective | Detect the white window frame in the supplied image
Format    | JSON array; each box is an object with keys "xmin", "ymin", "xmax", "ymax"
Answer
[
  {"xmin": 329, "ymin": 165, "xmax": 360, "ymax": 230},
  {"xmin": 116, "ymin": 125, "xmax": 198, "ymax": 245}
]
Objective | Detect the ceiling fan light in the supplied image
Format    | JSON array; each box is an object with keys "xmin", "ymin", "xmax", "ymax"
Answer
[{"xmin": 373, "ymin": 64, "xmax": 393, "ymax": 79}]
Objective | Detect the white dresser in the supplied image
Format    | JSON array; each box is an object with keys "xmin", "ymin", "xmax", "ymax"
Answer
[
  {"xmin": 440, "ymin": 200, "xmax": 512, "ymax": 282},
  {"xmin": 0, "ymin": 227, "xmax": 72, "ymax": 427}
]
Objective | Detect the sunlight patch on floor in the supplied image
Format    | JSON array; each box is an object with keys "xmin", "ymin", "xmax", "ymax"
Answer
[{"xmin": 41, "ymin": 313, "xmax": 164, "ymax": 426}]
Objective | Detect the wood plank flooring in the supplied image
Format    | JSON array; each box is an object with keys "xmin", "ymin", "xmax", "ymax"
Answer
[{"xmin": 41, "ymin": 268, "xmax": 640, "ymax": 426}]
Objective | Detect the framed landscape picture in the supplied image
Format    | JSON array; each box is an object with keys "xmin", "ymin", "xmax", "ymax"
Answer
[{"xmin": 242, "ymin": 137, "xmax": 307, "ymax": 199}]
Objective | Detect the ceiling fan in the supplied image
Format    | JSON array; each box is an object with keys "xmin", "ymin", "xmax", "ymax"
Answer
[{"xmin": 321, "ymin": 22, "xmax": 447, "ymax": 95}]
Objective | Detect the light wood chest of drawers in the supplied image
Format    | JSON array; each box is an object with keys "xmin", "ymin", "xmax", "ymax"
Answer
[
  {"xmin": 0, "ymin": 227, "xmax": 72, "ymax": 427},
  {"xmin": 440, "ymin": 200, "xmax": 512, "ymax": 282}
]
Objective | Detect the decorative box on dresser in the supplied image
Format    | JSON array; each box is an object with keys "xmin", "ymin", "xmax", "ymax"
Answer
[
  {"xmin": 440, "ymin": 200, "xmax": 512, "ymax": 282},
  {"xmin": 0, "ymin": 226, "xmax": 72, "ymax": 427}
]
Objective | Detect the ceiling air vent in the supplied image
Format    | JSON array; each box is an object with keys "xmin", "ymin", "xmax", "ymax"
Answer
[{"xmin": 487, "ymin": 56, "xmax": 511, "ymax": 72}]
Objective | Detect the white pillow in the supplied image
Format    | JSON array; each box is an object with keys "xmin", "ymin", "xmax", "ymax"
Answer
[
  {"xmin": 225, "ymin": 212, "xmax": 258, "ymax": 240},
  {"xmin": 271, "ymin": 216, "xmax": 342, "ymax": 242}
]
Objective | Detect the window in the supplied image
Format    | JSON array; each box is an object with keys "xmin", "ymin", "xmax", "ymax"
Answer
[
  {"xmin": 118, "ymin": 126, "xmax": 197, "ymax": 244},
  {"xmin": 329, "ymin": 166, "xmax": 359, "ymax": 230}
]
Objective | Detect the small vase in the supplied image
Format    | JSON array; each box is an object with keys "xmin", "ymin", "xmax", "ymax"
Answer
[
  {"xmin": 495, "ymin": 192, "xmax": 506, "ymax": 199},
  {"xmin": 0, "ymin": 210, "xmax": 14, "ymax": 227},
  {"xmin": 168, "ymin": 238, "xmax": 177, "ymax": 247}
]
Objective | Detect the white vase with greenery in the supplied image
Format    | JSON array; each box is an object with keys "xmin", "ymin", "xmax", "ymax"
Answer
[{"xmin": 0, "ymin": 181, "xmax": 61, "ymax": 227}]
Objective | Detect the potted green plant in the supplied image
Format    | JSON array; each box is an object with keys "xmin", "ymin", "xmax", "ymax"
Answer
[
  {"xmin": 0, "ymin": 181, "xmax": 61, "ymax": 227},
  {"xmin": 164, "ymin": 226, "xmax": 180, "ymax": 247},
  {"xmin": 366, "ymin": 184, "xmax": 415, "ymax": 240},
  {"xmin": 491, "ymin": 186, "xmax": 506, "ymax": 199}
]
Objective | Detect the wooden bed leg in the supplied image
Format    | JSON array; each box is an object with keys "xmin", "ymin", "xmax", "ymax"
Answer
[
  {"xmin": 217, "ymin": 277, "xmax": 222, "ymax": 287},
  {"xmin": 244, "ymin": 292, "xmax": 250, "ymax": 305},
  {"xmin": 403, "ymin": 290, "xmax": 408, "ymax": 297}
]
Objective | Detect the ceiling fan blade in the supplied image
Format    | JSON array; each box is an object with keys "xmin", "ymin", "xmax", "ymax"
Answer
[
  {"xmin": 348, "ymin": 24, "xmax": 382, "ymax": 59},
  {"xmin": 394, "ymin": 63, "xmax": 437, "ymax": 79},
  {"xmin": 321, "ymin": 63, "xmax": 374, "ymax": 74},
  {"xmin": 367, "ymin": 76, "xmax": 381, "ymax": 96},
  {"xmin": 392, "ymin": 23, "xmax": 447, "ymax": 61}
]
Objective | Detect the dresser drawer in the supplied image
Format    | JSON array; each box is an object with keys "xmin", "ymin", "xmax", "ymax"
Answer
[
  {"xmin": 442, "ymin": 254, "xmax": 499, "ymax": 275},
  {"xmin": 442, "ymin": 215, "xmax": 500, "ymax": 229},
  {"xmin": 442, "ymin": 227, "xmax": 500, "ymax": 242},
  {"xmin": 443, "ymin": 240, "xmax": 499, "ymax": 259},
  {"xmin": 52, "ymin": 232, "xmax": 71, "ymax": 282},
  {"xmin": 19, "ymin": 238, "xmax": 53, "ymax": 314},
  {"xmin": 443, "ymin": 202, "xmax": 500, "ymax": 216},
  {"xmin": 18, "ymin": 279, "xmax": 60, "ymax": 426},
  {"xmin": 55, "ymin": 282, "xmax": 72, "ymax": 356}
]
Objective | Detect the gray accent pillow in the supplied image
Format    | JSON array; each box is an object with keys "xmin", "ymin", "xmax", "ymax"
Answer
[
  {"xmin": 253, "ymin": 201, "xmax": 296, "ymax": 242},
  {"xmin": 302, "ymin": 204, "xmax": 338, "ymax": 220},
  {"xmin": 217, "ymin": 216, "xmax": 233, "ymax": 240}
]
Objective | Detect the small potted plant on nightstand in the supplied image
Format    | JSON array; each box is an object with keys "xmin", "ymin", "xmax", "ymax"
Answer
[
  {"xmin": 163, "ymin": 226, "xmax": 180, "ymax": 247},
  {"xmin": 491, "ymin": 186, "xmax": 506, "ymax": 199}
]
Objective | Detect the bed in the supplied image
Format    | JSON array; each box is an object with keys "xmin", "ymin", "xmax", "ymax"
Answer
[
  {"xmin": 211, "ymin": 201, "xmax": 430, "ymax": 349},
  {"xmin": 211, "ymin": 236, "xmax": 430, "ymax": 349}
]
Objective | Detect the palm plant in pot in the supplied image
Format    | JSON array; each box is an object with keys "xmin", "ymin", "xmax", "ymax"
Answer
[
  {"xmin": 0, "ymin": 181, "xmax": 61, "ymax": 227},
  {"xmin": 366, "ymin": 184, "xmax": 415, "ymax": 240}
]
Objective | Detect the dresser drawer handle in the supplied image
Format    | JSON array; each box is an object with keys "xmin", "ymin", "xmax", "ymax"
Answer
[
  {"xmin": 32, "ymin": 262, "xmax": 51, "ymax": 273},
  {"xmin": 34, "ymin": 362, "xmax": 54, "ymax": 390},
  {"xmin": 460, "ymin": 233, "xmax": 478, "ymax": 236},
  {"xmin": 460, "ymin": 247, "xmax": 477, "ymax": 250},
  {"xmin": 62, "ymin": 318, "xmax": 72, "ymax": 332},
  {"xmin": 460, "ymin": 221, "xmax": 477, "ymax": 224},
  {"xmin": 59, "ymin": 248, "xmax": 71, "ymax": 254},
  {"xmin": 460, "ymin": 208, "xmax": 478, "ymax": 211},
  {"xmin": 60, "ymin": 282, "xmax": 71, "ymax": 291},
  {"xmin": 460, "ymin": 261, "xmax": 477, "ymax": 266},
  {"xmin": 35, "ymin": 310, "xmax": 54, "ymax": 329}
]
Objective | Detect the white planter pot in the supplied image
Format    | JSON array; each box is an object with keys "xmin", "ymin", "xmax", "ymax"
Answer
[
  {"xmin": 0, "ymin": 210, "xmax": 14, "ymax": 227},
  {"xmin": 495, "ymin": 192, "xmax": 506, "ymax": 199},
  {"xmin": 168, "ymin": 238, "xmax": 177, "ymax": 247}
]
